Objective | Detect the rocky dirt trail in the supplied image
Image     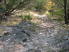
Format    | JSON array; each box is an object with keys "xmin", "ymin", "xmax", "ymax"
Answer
[{"xmin": 0, "ymin": 11, "xmax": 69, "ymax": 52}]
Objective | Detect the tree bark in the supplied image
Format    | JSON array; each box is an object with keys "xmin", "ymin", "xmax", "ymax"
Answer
[{"xmin": 64, "ymin": 0, "xmax": 68, "ymax": 24}]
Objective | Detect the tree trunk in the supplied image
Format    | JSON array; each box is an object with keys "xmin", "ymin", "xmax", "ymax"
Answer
[
  {"xmin": 67, "ymin": 8, "xmax": 69, "ymax": 23},
  {"xmin": 2, "ymin": 0, "xmax": 6, "ymax": 11},
  {"xmin": 64, "ymin": 0, "xmax": 68, "ymax": 24},
  {"xmin": 2, "ymin": 0, "xmax": 6, "ymax": 3}
]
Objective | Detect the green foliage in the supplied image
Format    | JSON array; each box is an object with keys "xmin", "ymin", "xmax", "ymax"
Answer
[
  {"xmin": 22, "ymin": 14, "xmax": 32, "ymax": 21},
  {"xmin": 0, "ymin": 0, "xmax": 19, "ymax": 13},
  {"xmin": 5, "ymin": 0, "xmax": 25, "ymax": 11},
  {"xmin": 6, "ymin": 0, "xmax": 18, "ymax": 11},
  {"xmin": 49, "ymin": 8, "xmax": 64, "ymax": 20},
  {"xmin": 52, "ymin": 0, "xmax": 64, "ymax": 8},
  {"xmin": 34, "ymin": 0, "xmax": 45, "ymax": 11},
  {"xmin": 0, "ymin": 0, "xmax": 33, "ymax": 14},
  {"xmin": 54, "ymin": 9, "xmax": 64, "ymax": 17},
  {"xmin": 24, "ymin": 15, "xmax": 31, "ymax": 21}
]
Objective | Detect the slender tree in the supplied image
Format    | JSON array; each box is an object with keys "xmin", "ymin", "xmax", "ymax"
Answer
[
  {"xmin": 64, "ymin": 0, "xmax": 68, "ymax": 24},
  {"xmin": 2, "ymin": 0, "xmax": 6, "ymax": 9}
]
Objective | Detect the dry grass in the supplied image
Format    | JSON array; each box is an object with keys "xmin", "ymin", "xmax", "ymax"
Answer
[
  {"xmin": 31, "ymin": 16, "xmax": 42, "ymax": 24},
  {"xmin": 0, "ymin": 28, "xmax": 4, "ymax": 35},
  {"xmin": 0, "ymin": 16, "xmax": 22, "ymax": 26}
]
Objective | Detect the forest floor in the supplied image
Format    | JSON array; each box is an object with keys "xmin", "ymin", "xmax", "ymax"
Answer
[{"xmin": 0, "ymin": 10, "xmax": 69, "ymax": 52}]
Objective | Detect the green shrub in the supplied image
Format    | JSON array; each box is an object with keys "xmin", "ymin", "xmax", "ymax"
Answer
[
  {"xmin": 54, "ymin": 9, "xmax": 64, "ymax": 17},
  {"xmin": 0, "ymin": 0, "xmax": 32, "ymax": 15},
  {"xmin": 23, "ymin": 14, "xmax": 32, "ymax": 21},
  {"xmin": 34, "ymin": 0, "xmax": 45, "ymax": 11},
  {"xmin": 49, "ymin": 8, "xmax": 64, "ymax": 20}
]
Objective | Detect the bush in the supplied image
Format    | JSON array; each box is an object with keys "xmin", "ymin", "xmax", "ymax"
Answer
[
  {"xmin": 34, "ymin": 0, "xmax": 46, "ymax": 11},
  {"xmin": 54, "ymin": 9, "xmax": 64, "ymax": 17},
  {"xmin": 22, "ymin": 14, "xmax": 32, "ymax": 21}
]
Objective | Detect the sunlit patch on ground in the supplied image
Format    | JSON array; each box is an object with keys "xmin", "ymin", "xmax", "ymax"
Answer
[
  {"xmin": 39, "ymin": 23, "xmax": 54, "ymax": 28},
  {"xmin": 12, "ymin": 10, "xmax": 45, "ymax": 24}
]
